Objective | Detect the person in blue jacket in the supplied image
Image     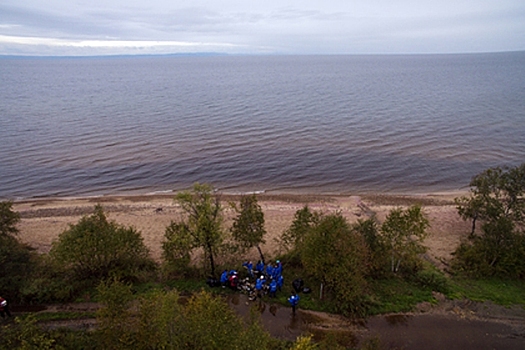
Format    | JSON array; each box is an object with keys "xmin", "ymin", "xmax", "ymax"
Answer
[
  {"xmin": 277, "ymin": 274, "xmax": 284, "ymax": 291},
  {"xmin": 220, "ymin": 269, "xmax": 229, "ymax": 288},
  {"xmin": 255, "ymin": 275, "xmax": 265, "ymax": 298},
  {"xmin": 242, "ymin": 260, "xmax": 254, "ymax": 278},
  {"xmin": 288, "ymin": 291, "xmax": 300, "ymax": 314},
  {"xmin": 256, "ymin": 260, "xmax": 265, "ymax": 276},
  {"xmin": 265, "ymin": 262, "xmax": 274, "ymax": 278},
  {"xmin": 274, "ymin": 260, "xmax": 283, "ymax": 277},
  {"xmin": 269, "ymin": 279, "xmax": 278, "ymax": 298}
]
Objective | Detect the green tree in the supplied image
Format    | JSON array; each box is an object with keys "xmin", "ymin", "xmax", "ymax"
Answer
[
  {"xmin": 180, "ymin": 291, "xmax": 247, "ymax": 348},
  {"xmin": 166, "ymin": 183, "xmax": 224, "ymax": 277},
  {"xmin": 455, "ymin": 163, "xmax": 525, "ymax": 236},
  {"xmin": 281, "ymin": 205, "xmax": 321, "ymax": 252},
  {"xmin": 231, "ymin": 194, "xmax": 267, "ymax": 263},
  {"xmin": 0, "ymin": 200, "xmax": 20, "ymax": 239},
  {"xmin": 380, "ymin": 205, "xmax": 429, "ymax": 274},
  {"xmin": 0, "ymin": 201, "xmax": 37, "ymax": 302},
  {"xmin": 50, "ymin": 205, "xmax": 155, "ymax": 282},
  {"xmin": 353, "ymin": 217, "xmax": 389, "ymax": 277},
  {"xmin": 301, "ymin": 213, "xmax": 369, "ymax": 315},
  {"xmin": 162, "ymin": 222, "xmax": 193, "ymax": 278},
  {"xmin": 135, "ymin": 289, "xmax": 182, "ymax": 349},
  {"xmin": 0, "ymin": 314, "xmax": 58, "ymax": 350},
  {"xmin": 96, "ymin": 279, "xmax": 136, "ymax": 349},
  {"xmin": 452, "ymin": 164, "xmax": 525, "ymax": 278}
]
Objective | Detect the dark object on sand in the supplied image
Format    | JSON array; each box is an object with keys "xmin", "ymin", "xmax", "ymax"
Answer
[
  {"xmin": 206, "ymin": 276, "xmax": 220, "ymax": 287},
  {"xmin": 292, "ymin": 278, "xmax": 304, "ymax": 293}
]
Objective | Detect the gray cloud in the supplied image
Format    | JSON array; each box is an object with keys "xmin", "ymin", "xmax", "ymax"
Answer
[{"xmin": 1, "ymin": 0, "xmax": 524, "ymax": 55}]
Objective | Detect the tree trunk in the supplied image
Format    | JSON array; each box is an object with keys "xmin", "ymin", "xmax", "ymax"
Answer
[
  {"xmin": 470, "ymin": 215, "xmax": 477, "ymax": 238},
  {"xmin": 395, "ymin": 258, "xmax": 401, "ymax": 272},
  {"xmin": 206, "ymin": 242, "xmax": 216, "ymax": 277},
  {"xmin": 256, "ymin": 245, "xmax": 265, "ymax": 265}
]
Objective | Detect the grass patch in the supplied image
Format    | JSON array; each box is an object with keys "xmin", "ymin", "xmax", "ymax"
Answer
[
  {"xmin": 449, "ymin": 277, "xmax": 525, "ymax": 306},
  {"xmin": 164, "ymin": 278, "xmax": 208, "ymax": 294},
  {"xmin": 19, "ymin": 311, "xmax": 96, "ymax": 322},
  {"xmin": 366, "ymin": 277, "xmax": 435, "ymax": 315}
]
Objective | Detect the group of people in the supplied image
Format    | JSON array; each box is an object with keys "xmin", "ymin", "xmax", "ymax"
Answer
[
  {"xmin": 217, "ymin": 259, "xmax": 299, "ymax": 312},
  {"xmin": 220, "ymin": 260, "xmax": 284, "ymax": 297}
]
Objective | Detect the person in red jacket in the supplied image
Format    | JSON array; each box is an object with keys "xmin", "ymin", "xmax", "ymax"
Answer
[{"xmin": 0, "ymin": 296, "xmax": 12, "ymax": 319}]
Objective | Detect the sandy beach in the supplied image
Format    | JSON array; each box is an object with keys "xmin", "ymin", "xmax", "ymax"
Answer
[{"xmin": 12, "ymin": 192, "xmax": 471, "ymax": 268}]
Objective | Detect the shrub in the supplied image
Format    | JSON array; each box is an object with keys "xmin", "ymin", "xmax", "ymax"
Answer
[{"xmin": 50, "ymin": 205, "xmax": 156, "ymax": 284}]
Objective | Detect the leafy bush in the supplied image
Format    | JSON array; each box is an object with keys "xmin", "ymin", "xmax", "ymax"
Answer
[
  {"xmin": 453, "ymin": 163, "xmax": 525, "ymax": 278},
  {"xmin": 0, "ymin": 201, "xmax": 38, "ymax": 302},
  {"xmin": 413, "ymin": 268, "xmax": 449, "ymax": 293},
  {"xmin": 301, "ymin": 213, "xmax": 370, "ymax": 315},
  {"xmin": 50, "ymin": 205, "xmax": 156, "ymax": 283}
]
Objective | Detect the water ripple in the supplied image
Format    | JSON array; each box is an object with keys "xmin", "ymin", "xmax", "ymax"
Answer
[{"xmin": 1, "ymin": 53, "xmax": 524, "ymax": 198}]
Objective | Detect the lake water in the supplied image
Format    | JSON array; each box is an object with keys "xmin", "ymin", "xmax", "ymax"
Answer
[{"xmin": 1, "ymin": 52, "xmax": 524, "ymax": 199}]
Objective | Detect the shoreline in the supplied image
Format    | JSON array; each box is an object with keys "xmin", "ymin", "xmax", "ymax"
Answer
[{"xmin": 10, "ymin": 187, "xmax": 469, "ymax": 205}]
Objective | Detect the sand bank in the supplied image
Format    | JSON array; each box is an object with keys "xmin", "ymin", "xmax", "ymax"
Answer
[{"xmin": 12, "ymin": 192, "xmax": 471, "ymax": 266}]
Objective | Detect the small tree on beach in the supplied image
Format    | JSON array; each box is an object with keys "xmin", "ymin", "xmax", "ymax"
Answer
[
  {"xmin": 452, "ymin": 163, "xmax": 525, "ymax": 278},
  {"xmin": 353, "ymin": 217, "xmax": 389, "ymax": 277},
  {"xmin": 230, "ymin": 194, "xmax": 267, "ymax": 263},
  {"xmin": 0, "ymin": 200, "xmax": 20, "ymax": 239},
  {"xmin": 380, "ymin": 205, "xmax": 429, "ymax": 274},
  {"xmin": 301, "ymin": 213, "xmax": 370, "ymax": 315},
  {"xmin": 166, "ymin": 183, "xmax": 224, "ymax": 277},
  {"xmin": 281, "ymin": 205, "xmax": 321, "ymax": 251},
  {"xmin": 50, "ymin": 205, "xmax": 155, "ymax": 282},
  {"xmin": 162, "ymin": 222, "xmax": 193, "ymax": 277},
  {"xmin": 455, "ymin": 163, "xmax": 525, "ymax": 236},
  {"xmin": 0, "ymin": 201, "xmax": 37, "ymax": 302}
]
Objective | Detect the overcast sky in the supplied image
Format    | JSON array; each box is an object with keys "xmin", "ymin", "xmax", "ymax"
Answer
[{"xmin": 1, "ymin": 0, "xmax": 524, "ymax": 56}]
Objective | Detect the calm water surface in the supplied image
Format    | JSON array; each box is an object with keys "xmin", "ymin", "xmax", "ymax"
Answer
[{"xmin": 1, "ymin": 53, "xmax": 524, "ymax": 198}]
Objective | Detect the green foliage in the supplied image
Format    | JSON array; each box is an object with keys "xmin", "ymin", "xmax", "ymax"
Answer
[
  {"xmin": 353, "ymin": 218, "xmax": 389, "ymax": 277},
  {"xmin": 0, "ymin": 315, "xmax": 58, "ymax": 350},
  {"xmin": 95, "ymin": 279, "xmax": 136, "ymax": 349},
  {"xmin": 366, "ymin": 277, "xmax": 435, "ymax": 315},
  {"xmin": 231, "ymin": 194, "xmax": 267, "ymax": 262},
  {"xmin": 412, "ymin": 266, "xmax": 450, "ymax": 294},
  {"xmin": 453, "ymin": 163, "xmax": 525, "ymax": 278},
  {"xmin": 289, "ymin": 335, "xmax": 317, "ymax": 350},
  {"xmin": 0, "ymin": 235, "xmax": 36, "ymax": 303},
  {"xmin": 449, "ymin": 277, "xmax": 525, "ymax": 305},
  {"xmin": 0, "ymin": 200, "xmax": 20, "ymax": 238},
  {"xmin": 280, "ymin": 205, "xmax": 320, "ymax": 263},
  {"xmin": 451, "ymin": 223, "xmax": 525, "ymax": 279},
  {"xmin": 97, "ymin": 286, "xmax": 275, "ymax": 350},
  {"xmin": 50, "ymin": 205, "xmax": 155, "ymax": 283},
  {"xmin": 134, "ymin": 289, "xmax": 182, "ymax": 349},
  {"xmin": 19, "ymin": 255, "xmax": 79, "ymax": 303},
  {"xmin": 167, "ymin": 183, "xmax": 224, "ymax": 277},
  {"xmin": 301, "ymin": 213, "xmax": 370, "ymax": 315},
  {"xmin": 48, "ymin": 328, "xmax": 97, "ymax": 350},
  {"xmin": 179, "ymin": 291, "xmax": 246, "ymax": 348},
  {"xmin": 455, "ymin": 163, "xmax": 525, "ymax": 234},
  {"xmin": 380, "ymin": 205, "xmax": 429, "ymax": 274},
  {"xmin": 162, "ymin": 222, "xmax": 193, "ymax": 278},
  {"xmin": 0, "ymin": 201, "xmax": 37, "ymax": 302},
  {"xmin": 19, "ymin": 311, "xmax": 96, "ymax": 323}
]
